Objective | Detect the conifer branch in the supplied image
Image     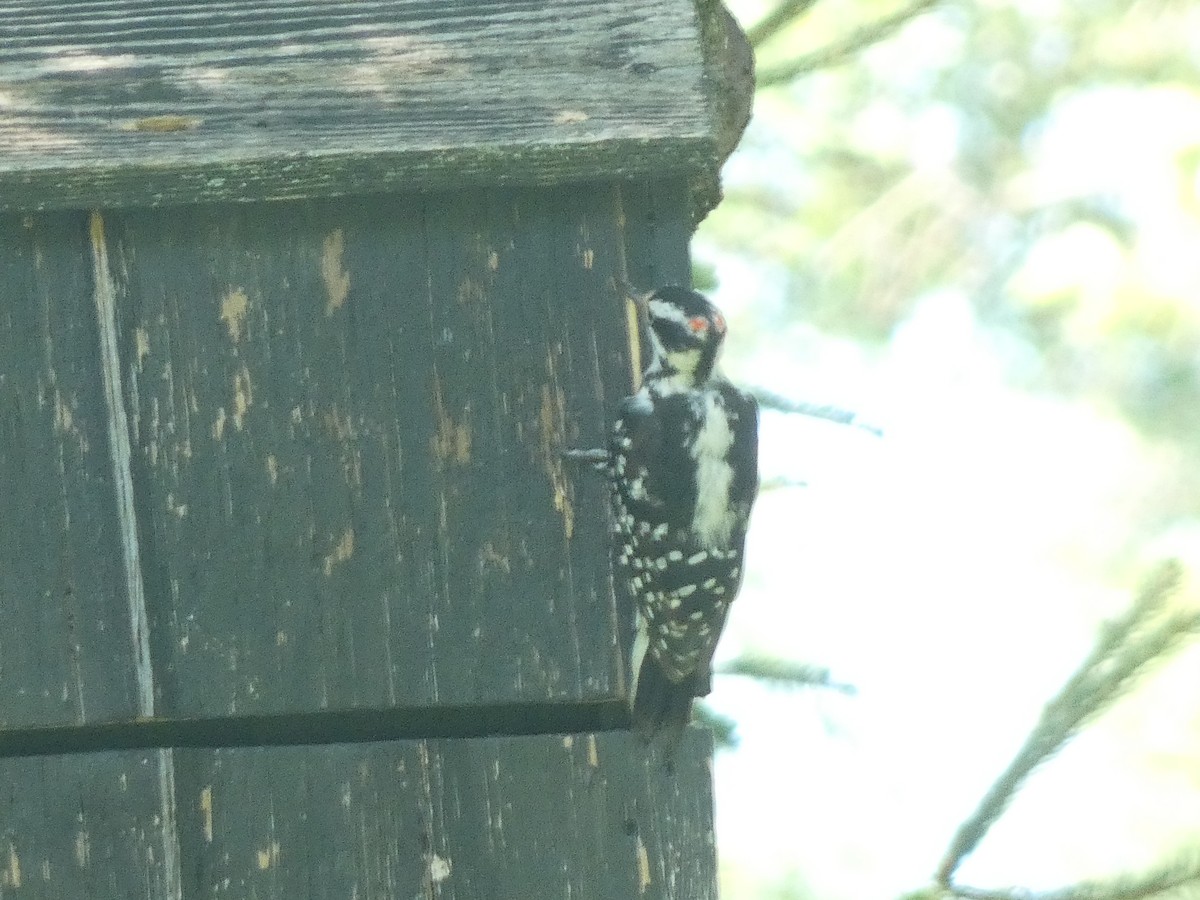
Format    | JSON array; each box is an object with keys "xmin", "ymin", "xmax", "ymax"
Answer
[{"xmin": 936, "ymin": 562, "xmax": 1199, "ymax": 891}]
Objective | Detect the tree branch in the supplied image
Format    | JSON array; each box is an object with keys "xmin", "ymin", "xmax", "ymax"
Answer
[
  {"xmin": 745, "ymin": 0, "xmax": 823, "ymax": 48},
  {"xmin": 750, "ymin": 386, "xmax": 884, "ymax": 436},
  {"xmin": 717, "ymin": 654, "xmax": 857, "ymax": 694},
  {"xmin": 935, "ymin": 561, "xmax": 1199, "ymax": 887},
  {"xmin": 757, "ymin": 0, "xmax": 941, "ymax": 87},
  {"xmin": 946, "ymin": 851, "xmax": 1200, "ymax": 900}
]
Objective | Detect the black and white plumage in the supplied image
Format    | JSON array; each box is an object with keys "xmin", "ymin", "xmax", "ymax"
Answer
[{"xmin": 585, "ymin": 285, "xmax": 759, "ymax": 751}]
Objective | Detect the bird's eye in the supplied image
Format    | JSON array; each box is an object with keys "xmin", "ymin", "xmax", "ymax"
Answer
[
  {"xmin": 687, "ymin": 316, "xmax": 709, "ymax": 334},
  {"xmin": 712, "ymin": 313, "xmax": 727, "ymax": 333}
]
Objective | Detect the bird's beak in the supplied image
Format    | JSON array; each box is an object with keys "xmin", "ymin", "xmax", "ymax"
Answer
[
  {"xmin": 618, "ymin": 282, "xmax": 652, "ymax": 326},
  {"xmin": 614, "ymin": 280, "xmax": 651, "ymax": 389}
]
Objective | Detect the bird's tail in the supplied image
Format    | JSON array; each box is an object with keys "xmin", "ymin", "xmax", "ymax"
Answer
[{"xmin": 630, "ymin": 652, "xmax": 700, "ymax": 755}]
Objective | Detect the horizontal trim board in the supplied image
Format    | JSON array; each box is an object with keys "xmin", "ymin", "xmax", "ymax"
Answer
[
  {"xmin": 0, "ymin": 0, "xmax": 717, "ymax": 209},
  {"xmin": 0, "ymin": 700, "xmax": 632, "ymax": 759}
]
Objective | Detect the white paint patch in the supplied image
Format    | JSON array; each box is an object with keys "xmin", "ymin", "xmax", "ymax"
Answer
[
  {"xmin": 690, "ymin": 392, "xmax": 736, "ymax": 545},
  {"xmin": 427, "ymin": 853, "xmax": 452, "ymax": 883}
]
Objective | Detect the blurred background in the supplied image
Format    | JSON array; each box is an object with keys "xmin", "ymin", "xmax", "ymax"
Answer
[{"xmin": 692, "ymin": 0, "xmax": 1200, "ymax": 897}]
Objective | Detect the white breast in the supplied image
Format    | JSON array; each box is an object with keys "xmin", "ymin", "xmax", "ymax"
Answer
[{"xmin": 689, "ymin": 392, "xmax": 735, "ymax": 545}]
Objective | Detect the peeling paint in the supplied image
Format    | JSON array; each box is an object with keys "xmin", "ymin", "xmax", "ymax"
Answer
[
  {"xmin": 124, "ymin": 115, "xmax": 201, "ymax": 132},
  {"xmin": 256, "ymin": 841, "xmax": 280, "ymax": 870},
  {"xmin": 539, "ymin": 382, "xmax": 573, "ymax": 539},
  {"xmin": 587, "ymin": 734, "xmax": 599, "ymax": 769},
  {"xmin": 457, "ymin": 277, "xmax": 485, "ymax": 305},
  {"xmin": 4, "ymin": 843, "xmax": 20, "ymax": 887},
  {"xmin": 266, "ymin": 454, "xmax": 279, "ymax": 484},
  {"xmin": 220, "ymin": 288, "xmax": 249, "ymax": 344},
  {"xmin": 232, "ymin": 366, "xmax": 253, "ymax": 431},
  {"xmin": 479, "ymin": 541, "xmax": 511, "ymax": 574},
  {"xmin": 200, "ymin": 786, "xmax": 213, "ymax": 843},
  {"xmin": 427, "ymin": 853, "xmax": 452, "ymax": 883},
  {"xmin": 135, "ymin": 326, "xmax": 151, "ymax": 366},
  {"xmin": 636, "ymin": 835, "xmax": 651, "ymax": 893},
  {"xmin": 322, "ymin": 229, "xmax": 350, "ymax": 316},
  {"xmin": 553, "ymin": 109, "xmax": 589, "ymax": 125},
  {"xmin": 53, "ymin": 389, "xmax": 73, "ymax": 434},
  {"xmin": 323, "ymin": 528, "xmax": 355, "ymax": 576},
  {"xmin": 430, "ymin": 376, "xmax": 472, "ymax": 466}
]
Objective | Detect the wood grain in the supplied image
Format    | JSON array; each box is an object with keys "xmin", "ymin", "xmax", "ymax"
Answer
[
  {"xmin": 0, "ymin": 213, "xmax": 146, "ymax": 728},
  {"xmin": 0, "ymin": 1, "xmax": 716, "ymax": 211},
  {"xmin": 0, "ymin": 177, "xmax": 695, "ymax": 732},
  {"xmin": 95, "ymin": 186, "xmax": 632, "ymax": 718},
  {"xmin": 172, "ymin": 730, "xmax": 716, "ymax": 900},
  {"xmin": 0, "ymin": 731, "xmax": 712, "ymax": 899},
  {"xmin": 0, "ymin": 749, "xmax": 179, "ymax": 899}
]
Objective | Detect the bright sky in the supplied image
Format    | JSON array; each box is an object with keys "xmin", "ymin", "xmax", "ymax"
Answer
[{"xmin": 696, "ymin": 74, "xmax": 1200, "ymax": 900}]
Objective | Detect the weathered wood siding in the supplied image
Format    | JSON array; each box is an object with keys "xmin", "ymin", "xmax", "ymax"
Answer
[
  {"xmin": 0, "ymin": 731, "xmax": 715, "ymax": 900},
  {"xmin": 0, "ymin": 179, "xmax": 694, "ymax": 729},
  {"xmin": 0, "ymin": 2, "xmax": 715, "ymax": 211},
  {"xmin": 116, "ymin": 186, "xmax": 629, "ymax": 717},
  {"xmin": 0, "ymin": 4, "xmax": 727, "ymax": 895},
  {"xmin": 0, "ymin": 214, "xmax": 146, "ymax": 727}
]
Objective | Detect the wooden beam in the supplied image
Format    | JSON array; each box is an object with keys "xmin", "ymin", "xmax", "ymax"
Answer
[{"xmin": 0, "ymin": 1, "xmax": 716, "ymax": 211}]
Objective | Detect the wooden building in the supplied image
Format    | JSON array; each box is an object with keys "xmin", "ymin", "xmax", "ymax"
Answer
[{"xmin": 0, "ymin": 2, "xmax": 752, "ymax": 896}]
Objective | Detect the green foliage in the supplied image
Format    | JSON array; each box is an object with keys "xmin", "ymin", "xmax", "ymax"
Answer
[{"xmin": 702, "ymin": 0, "xmax": 1200, "ymax": 445}]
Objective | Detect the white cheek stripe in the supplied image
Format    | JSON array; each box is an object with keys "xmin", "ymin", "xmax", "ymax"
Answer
[{"xmin": 649, "ymin": 298, "xmax": 690, "ymax": 326}]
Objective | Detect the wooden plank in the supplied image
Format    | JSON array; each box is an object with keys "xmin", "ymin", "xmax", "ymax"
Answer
[
  {"xmin": 0, "ymin": 1, "xmax": 716, "ymax": 211},
  {"xmin": 96, "ymin": 187, "xmax": 632, "ymax": 719},
  {"xmin": 619, "ymin": 178, "xmax": 696, "ymax": 291},
  {"xmin": 0, "ymin": 750, "xmax": 179, "ymax": 899},
  {"xmin": 172, "ymin": 730, "xmax": 715, "ymax": 899},
  {"xmin": 0, "ymin": 213, "xmax": 145, "ymax": 727}
]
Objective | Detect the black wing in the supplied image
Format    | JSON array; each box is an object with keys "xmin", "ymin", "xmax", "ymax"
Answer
[{"xmin": 614, "ymin": 385, "xmax": 759, "ymax": 684}]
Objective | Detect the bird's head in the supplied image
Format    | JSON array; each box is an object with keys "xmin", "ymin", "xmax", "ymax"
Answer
[{"xmin": 641, "ymin": 286, "xmax": 728, "ymax": 387}]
